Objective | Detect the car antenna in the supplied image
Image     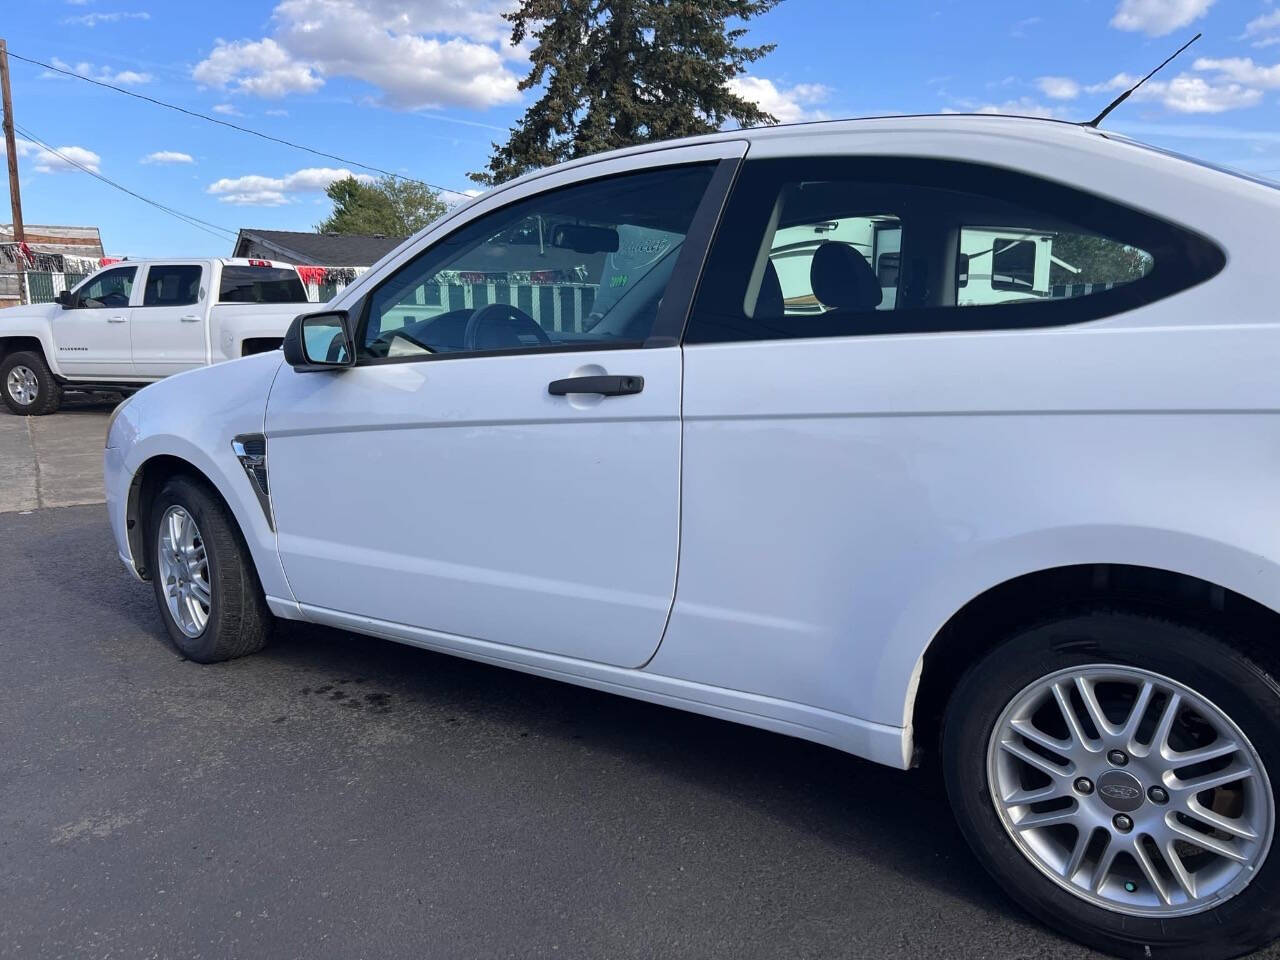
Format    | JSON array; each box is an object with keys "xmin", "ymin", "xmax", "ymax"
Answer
[{"xmin": 1085, "ymin": 32, "xmax": 1202, "ymax": 128}]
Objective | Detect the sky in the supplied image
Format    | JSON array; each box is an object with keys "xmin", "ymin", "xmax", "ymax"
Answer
[{"xmin": 2, "ymin": 0, "xmax": 1279, "ymax": 258}]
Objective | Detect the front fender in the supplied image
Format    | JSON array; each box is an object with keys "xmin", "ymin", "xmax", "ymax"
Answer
[
  {"xmin": 0, "ymin": 304, "xmax": 62, "ymax": 375},
  {"xmin": 109, "ymin": 352, "xmax": 291, "ymax": 601}
]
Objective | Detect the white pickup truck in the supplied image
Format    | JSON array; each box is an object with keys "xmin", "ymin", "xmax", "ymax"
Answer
[{"xmin": 0, "ymin": 257, "xmax": 310, "ymax": 415}]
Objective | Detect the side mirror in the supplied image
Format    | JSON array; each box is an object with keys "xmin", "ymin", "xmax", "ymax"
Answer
[
  {"xmin": 956, "ymin": 252, "xmax": 970, "ymax": 288},
  {"xmin": 55, "ymin": 290, "xmax": 74, "ymax": 308},
  {"xmin": 282, "ymin": 309, "xmax": 355, "ymax": 371}
]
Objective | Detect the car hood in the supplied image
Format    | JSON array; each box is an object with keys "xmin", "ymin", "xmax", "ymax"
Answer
[{"xmin": 0, "ymin": 302, "xmax": 57, "ymax": 326}]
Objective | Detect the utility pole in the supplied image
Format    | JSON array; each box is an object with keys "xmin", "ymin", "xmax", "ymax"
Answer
[{"xmin": 0, "ymin": 38, "xmax": 27, "ymax": 305}]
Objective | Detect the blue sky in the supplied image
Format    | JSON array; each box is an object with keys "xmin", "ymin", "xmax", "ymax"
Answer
[{"xmin": 2, "ymin": 0, "xmax": 1278, "ymax": 257}]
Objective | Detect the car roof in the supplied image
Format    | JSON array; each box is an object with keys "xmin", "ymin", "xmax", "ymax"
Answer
[{"xmin": 496, "ymin": 114, "xmax": 1097, "ymax": 182}]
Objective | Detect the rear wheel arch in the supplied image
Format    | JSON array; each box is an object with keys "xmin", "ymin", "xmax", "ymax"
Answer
[{"xmin": 909, "ymin": 563, "xmax": 1280, "ymax": 765}]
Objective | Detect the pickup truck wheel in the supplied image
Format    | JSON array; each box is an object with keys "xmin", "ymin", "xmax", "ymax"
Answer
[
  {"xmin": 149, "ymin": 475, "xmax": 272, "ymax": 663},
  {"xmin": 943, "ymin": 610, "xmax": 1280, "ymax": 960},
  {"xmin": 2, "ymin": 351, "xmax": 61, "ymax": 415}
]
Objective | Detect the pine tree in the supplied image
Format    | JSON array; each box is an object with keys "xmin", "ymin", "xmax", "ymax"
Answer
[{"xmin": 472, "ymin": 0, "xmax": 782, "ymax": 185}]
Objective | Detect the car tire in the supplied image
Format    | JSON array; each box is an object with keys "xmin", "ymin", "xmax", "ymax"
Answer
[
  {"xmin": 2, "ymin": 350, "xmax": 62, "ymax": 415},
  {"xmin": 943, "ymin": 609, "xmax": 1280, "ymax": 960},
  {"xmin": 148, "ymin": 474, "xmax": 272, "ymax": 663}
]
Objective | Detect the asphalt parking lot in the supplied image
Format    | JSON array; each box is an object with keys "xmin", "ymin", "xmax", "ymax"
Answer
[{"xmin": 1, "ymin": 405, "xmax": 1260, "ymax": 960}]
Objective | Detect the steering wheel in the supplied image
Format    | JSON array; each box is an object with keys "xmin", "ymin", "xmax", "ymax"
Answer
[{"xmin": 463, "ymin": 303, "xmax": 551, "ymax": 352}]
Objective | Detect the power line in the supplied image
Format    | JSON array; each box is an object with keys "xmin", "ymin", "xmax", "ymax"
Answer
[
  {"xmin": 14, "ymin": 123, "xmax": 237, "ymax": 242},
  {"xmin": 6, "ymin": 49, "xmax": 472, "ymax": 198}
]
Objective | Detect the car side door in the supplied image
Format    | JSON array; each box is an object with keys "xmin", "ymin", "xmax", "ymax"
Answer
[
  {"xmin": 50, "ymin": 265, "xmax": 138, "ymax": 378},
  {"xmin": 131, "ymin": 263, "xmax": 207, "ymax": 377},
  {"xmin": 265, "ymin": 145, "xmax": 743, "ymax": 668}
]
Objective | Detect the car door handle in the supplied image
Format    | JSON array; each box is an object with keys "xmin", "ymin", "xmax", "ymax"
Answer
[
  {"xmin": 107, "ymin": 315, "xmax": 128, "ymax": 323},
  {"xmin": 180, "ymin": 314, "xmax": 200, "ymax": 322},
  {"xmin": 548, "ymin": 375, "xmax": 644, "ymax": 397}
]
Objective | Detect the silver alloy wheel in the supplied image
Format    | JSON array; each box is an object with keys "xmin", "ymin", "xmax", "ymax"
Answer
[
  {"xmin": 987, "ymin": 664, "xmax": 1274, "ymax": 917},
  {"xmin": 6, "ymin": 364, "xmax": 38, "ymax": 406},
  {"xmin": 156, "ymin": 505, "xmax": 211, "ymax": 638}
]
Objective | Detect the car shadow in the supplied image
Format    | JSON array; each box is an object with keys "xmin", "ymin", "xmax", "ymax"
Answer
[{"xmin": 252, "ymin": 616, "xmax": 1012, "ymax": 918}]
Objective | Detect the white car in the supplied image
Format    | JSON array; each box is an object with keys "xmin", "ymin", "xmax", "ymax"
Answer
[
  {"xmin": 104, "ymin": 115, "xmax": 1280, "ymax": 960},
  {"xmin": 1, "ymin": 258, "xmax": 309, "ymax": 415}
]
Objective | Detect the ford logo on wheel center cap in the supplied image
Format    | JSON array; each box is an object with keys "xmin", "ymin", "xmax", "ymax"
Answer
[{"xmin": 1096, "ymin": 770, "xmax": 1145, "ymax": 812}]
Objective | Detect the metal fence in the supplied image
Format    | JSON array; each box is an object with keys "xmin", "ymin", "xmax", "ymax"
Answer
[{"xmin": 0, "ymin": 271, "xmax": 91, "ymax": 304}]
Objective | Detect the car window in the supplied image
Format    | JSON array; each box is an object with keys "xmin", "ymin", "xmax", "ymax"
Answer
[
  {"xmin": 142, "ymin": 265, "xmax": 202, "ymax": 307},
  {"xmin": 685, "ymin": 157, "xmax": 1221, "ymax": 344},
  {"xmin": 358, "ymin": 164, "xmax": 715, "ymax": 360},
  {"xmin": 767, "ymin": 214, "xmax": 901, "ymax": 315},
  {"xmin": 957, "ymin": 229, "xmax": 1153, "ymax": 305},
  {"xmin": 76, "ymin": 266, "xmax": 137, "ymax": 309},
  {"xmin": 219, "ymin": 266, "xmax": 308, "ymax": 304}
]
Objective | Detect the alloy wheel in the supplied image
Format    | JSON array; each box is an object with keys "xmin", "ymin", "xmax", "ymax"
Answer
[
  {"xmin": 156, "ymin": 505, "xmax": 211, "ymax": 638},
  {"xmin": 6, "ymin": 365, "xmax": 38, "ymax": 406},
  {"xmin": 987, "ymin": 664, "xmax": 1274, "ymax": 917}
]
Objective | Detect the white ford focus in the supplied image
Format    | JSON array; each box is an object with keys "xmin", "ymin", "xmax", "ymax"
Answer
[{"xmin": 105, "ymin": 115, "xmax": 1280, "ymax": 959}]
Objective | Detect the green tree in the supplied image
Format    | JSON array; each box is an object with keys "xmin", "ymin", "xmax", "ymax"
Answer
[
  {"xmin": 317, "ymin": 175, "xmax": 448, "ymax": 235},
  {"xmin": 1049, "ymin": 234, "xmax": 1152, "ymax": 286},
  {"xmin": 472, "ymin": 0, "xmax": 782, "ymax": 185}
]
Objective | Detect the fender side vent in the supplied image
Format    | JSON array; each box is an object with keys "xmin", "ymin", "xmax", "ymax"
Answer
[{"xmin": 231, "ymin": 433, "xmax": 273, "ymax": 530}]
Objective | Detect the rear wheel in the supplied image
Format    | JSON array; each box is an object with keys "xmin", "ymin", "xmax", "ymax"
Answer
[
  {"xmin": 943, "ymin": 610, "xmax": 1280, "ymax": 959},
  {"xmin": 148, "ymin": 475, "xmax": 272, "ymax": 662},
  {"xmin": 2, "ymin": 350, "xmax": 61, "ymax": 415}
]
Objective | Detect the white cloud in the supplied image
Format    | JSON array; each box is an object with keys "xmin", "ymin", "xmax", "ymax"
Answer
[
  {"xmin": 1242, "ymin": 9, "xmax": 1280, "ymax": 45},
  {"xmin": 1110, "ymin": 0, "xmax": 1215, "ymax": 36},
  {"xmin": 1010, "ymin": 16, "xmax": 1041, "ymax": 38},
  {"xmin": 35, "ymin": 144, "xmax": 102, "ymax": 173},
  {"xmin": 192, "ymin": 0, "xmax": 522, "ymax": 110},
  {"xmin": 207, "ymin": 166, "xmax": 374, "ymax": 205},
  {"xmin": 1083, "ymin": 67, "xmax": 1263, "ymax": 113},
  {"xmin": 265, "ymin": 108, "xmax": 290, "ymax": 117},
  {"xmin": 1155, "ymin": 74, "xmax": 1263, "ymax": 112},
  {"xmin": 45, "ymin": 57, "xmax": 151, "ymax": 85},
  {"xmin": 194, "ymin": 38, "xmax": 323, "ymax": 98},
  {"xmin": 211, "ymin": 103, "xmax": 243, "ymax": 116},
  {"xmin": 63, "ymin": 11, "xmax": 151, "ymax": 27},
  {"xmin": 1194, "ymin": 56, "xmax": 1280, "ymax": 88},
  {"xmin": 726, "ymin": 77, "xmax": 831, "ymax": 123},
  {"xmin": 141, "ymin": 151, "xmax": 195, "ymax": 165},
  {"xmin": 1036, "ymin": 76, "xmax": 1081, "ymax": 100},
  {"xmin": 945, "ymin": 98, "xmax": 1067, "ymax": 119},
  {"xmin": 1, "ymin": 138, "xmax": 103, "ymax": 174}
]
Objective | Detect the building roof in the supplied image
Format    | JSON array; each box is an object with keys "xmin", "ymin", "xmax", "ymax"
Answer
[
  {"xmin": 233, "ymin": 228, "xmax": 405, "ymax": 266},
  {"xmin": 1, "ymin": 223, "xmax": 104, "ymax": 257}
]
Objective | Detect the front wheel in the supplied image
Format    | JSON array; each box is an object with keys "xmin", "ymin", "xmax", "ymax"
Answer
[
  {"xmin": 2, "ymin": 350, "xmax": 61, "ymax": 415},
  {"xmin": 943, "ymin": 610, "xmax": 1280, "ymax": 960},
  {"xmin": 149, "ymin": 475, "xmax": 272, "ymax": 663}
]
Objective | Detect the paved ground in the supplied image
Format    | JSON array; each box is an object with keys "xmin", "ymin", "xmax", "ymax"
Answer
[
  {"xmin": 0, "ymin": 398, "xmax": 117, "ymax": 513},
  {"xmin": 0, "ymin": 415, "xmax": 1272, "ymax": 959}
]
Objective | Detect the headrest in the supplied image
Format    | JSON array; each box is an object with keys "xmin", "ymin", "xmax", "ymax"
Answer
[
  {"xmin": 755, "ymin": 258, "xmax": 784, "ymax": 318},
  {"xmin": 810, "ymin": 241, "xmax": 882, "ymax": 312}
]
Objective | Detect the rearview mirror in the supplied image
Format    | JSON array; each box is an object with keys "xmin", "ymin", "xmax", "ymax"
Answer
[
  {"xmin": 282, "ymin": 309, "xmax": 355, "ymax": 371},
  {"xmin": 55, "ymin": 290, "xmax": 74, "ymax": 308},
  {"xmin": 549, "ymin": 223, "xmax": 619, "ymax": 254}
]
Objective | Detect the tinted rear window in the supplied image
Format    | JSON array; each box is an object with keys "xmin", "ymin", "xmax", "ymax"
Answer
[{"xmin": 219, "ymin": 266, "xmax": 308, "ymax": 304}]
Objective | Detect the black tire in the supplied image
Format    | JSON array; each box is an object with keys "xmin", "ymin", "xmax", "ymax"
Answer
[
  {"xmin": 943, "ymin": 609, "xmax": 1280, "ymax": 960},
  {"xmin": 1, "ymin": 350, "xmax": 61, "ymax": 415},
  {"xmin": 148, "ymin": 475, "xmax": 272, "ymax": 663}
]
